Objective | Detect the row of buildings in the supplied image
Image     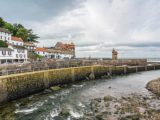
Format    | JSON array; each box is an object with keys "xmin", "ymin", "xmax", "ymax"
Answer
[{"xmin": 0, "ymin": 28, "xmax": 75, "ymax": 65}]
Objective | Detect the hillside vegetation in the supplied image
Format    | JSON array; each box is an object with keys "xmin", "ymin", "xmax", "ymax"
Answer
[{"xmin": 0, "ymin": 17, "xmax": 39, "ymax": 43}]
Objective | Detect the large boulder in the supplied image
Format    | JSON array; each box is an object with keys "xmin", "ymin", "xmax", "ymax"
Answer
[{"xmin": 146, "ymin": 78, "xmax": 160, "ymax": 96}]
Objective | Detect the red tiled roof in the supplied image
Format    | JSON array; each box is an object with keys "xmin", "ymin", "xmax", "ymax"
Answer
[
  {"xmin": 11, "ymin": 36, "xmax": 23, "ymax": 42},
  {"xmin": 55, "ymin": 42, "xmax": 75, "ymax": 50},
  {"xmin": 36, "ymin": 47, "xmax": 47, "ymax": 52}
]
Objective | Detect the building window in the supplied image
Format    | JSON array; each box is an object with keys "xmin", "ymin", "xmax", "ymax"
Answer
[
  {"xmin": 17, "ymin": 49, "xmax": 20, "ymax": 53},
  {"xmin": 24, "ymin": 54, "xmax": 25, "ymax": 58},
  {"xmin": 2, "ymin": 51, "xmax": 6, "ymax": 55},
  {"xmin": 21, "ymin": 49, "xmax": 24, "ymax": 53},
  {"xmin": 8, "ymin": 51, "xmax": 12, "ymax": 55},
  {"xmin": 43, "ymin": 52, "xmax": 45, "ymax": 54},
  {"xmin": 19, "ymin": 54, "xmax": 23, "ymax": 58},
  {"xmin": 16, "ymin": 54, "xmax": 18, "ymax": 58}
]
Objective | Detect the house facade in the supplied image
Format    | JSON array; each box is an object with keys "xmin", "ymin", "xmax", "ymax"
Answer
[
  {"xmin": 0, "ymin": 48, "xmax": 13, "ymax": 64},
  {"xmin": 8, "ymin": 45, "xmax": 28, "ymax": 63},
  {"xmin": 35, "ymin": 47, "xmax": 48, "ymax": 57},
  {"xmin": 0, "ymin": 34, "xmax": 28, "ymax": 64},
  {"xmin": 35, "ymin": 42, "xmax": 75, "ymax": 59},
  {"xmin": 9, "ymin": 36, "xmax": 24, "ymax": 46},
  {"xmin": 0, "ymin": 28, "xmax": 11, "ymax": 42},
  {"xmin": 24, "ymin": 42, "xmax": 36, "ymax": 51}
]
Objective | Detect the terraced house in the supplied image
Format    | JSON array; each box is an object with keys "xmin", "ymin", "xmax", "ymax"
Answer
[
  {"xmin": 0, "ymin": 28, "xmax": 28, "ymax": 64},
  {"xmin": 0, "ymin": 28, "xmax": 11, "ymax": 42},
  {"xmin": 35, "ymin": 42, "xmax": 75, "ymax": 59}
]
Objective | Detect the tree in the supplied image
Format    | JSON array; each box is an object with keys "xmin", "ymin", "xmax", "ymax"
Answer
[
  {"xmin": 4, "ymin": 23, "xmax": 14, "ymax": 34},
  {"xmin": 0, "ymin": 40, "xmax": 8, "ymax": 47},
  {"xmin": 0, "ymin": 17, "xmax": 5, "ymax": 27},
  {"xmin": 0, "ymin": 17, "xmax": 39, "ymax": 42},
  {"xmin": 27, "ymin": 29, "xmax": 39, "ymax": 42},
  {"xmin": 16, "ymin": 28, "xmax": 29, "ymax": 41}
]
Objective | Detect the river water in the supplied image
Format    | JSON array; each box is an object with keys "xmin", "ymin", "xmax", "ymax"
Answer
[{"xmin": 0, "ymin": 70, "xmax": 160, "ymax": 120}]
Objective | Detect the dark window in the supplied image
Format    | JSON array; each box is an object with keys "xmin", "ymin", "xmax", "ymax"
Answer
[
  {"xmin": 19, "ymin": 54, "xmax": 23, "ymax": 58},
  {"xmin": 21, "ymin": 49, "xmax": 24, "ymax": 53},
  {"xmin": 8, "ymin": 51, "xmax": 12, "ymax": 55},
  {"xmin": 16, "ymin": 54, "xmax": 18, "ymax": 58},
  {"xmin": 17, "ymin": 49, "xmax": 20, "ymax": 53},
  {"xmin": 2, "ymin": 51, "xmax": 6, "ymax": 55}
]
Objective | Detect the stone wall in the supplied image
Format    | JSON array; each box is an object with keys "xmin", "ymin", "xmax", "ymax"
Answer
[{"xmin": 0, "ymin": 64, "xmax": 159, "ymax": 103}]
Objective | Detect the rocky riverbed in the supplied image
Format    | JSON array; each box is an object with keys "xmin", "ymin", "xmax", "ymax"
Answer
[
  {"xmin": 86, "ymin": 77, "xmax": 160, "ymax": 120},
  {"xmin": 87, "ymin": 93, "xmax": 160, "ymax": 120}
]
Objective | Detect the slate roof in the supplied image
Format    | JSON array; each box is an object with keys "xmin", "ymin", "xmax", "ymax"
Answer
[
  {"xmin": 0, "ymin": 28, "xmax": 11, "ymax": 34},
  {"xmin": 0, "ymin": 47, "xmax": 13, "ymax": 51}
]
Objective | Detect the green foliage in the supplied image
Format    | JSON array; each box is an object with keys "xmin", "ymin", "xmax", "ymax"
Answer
[
  {"xmin": 0, "ymin": 17, "xmax": 5, "ymax": 27},
  {"xmin": 4, "ymin": 23, "xmax": 14, "ymax": 33},
  {"xmin": 28, "ymin": 52, "xmax": 44, "ymax": 60},
  {"xmin": 0, "ymin": 17, "xmax": 39, "ymax": 42},
  {"xmin": 0, "ymin": 40, "xmax": 8, "ymax": 47}
]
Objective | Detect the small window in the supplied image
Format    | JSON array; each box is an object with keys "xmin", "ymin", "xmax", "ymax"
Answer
[
  {"xmin": 17, "ymin": 49, "xmax": 20, "ymax": 53},
  {"xmin": 2, "ymin": 51, "xmax": 6, "ymax": 55},
  {"xmin": 16, "ymin": 54, "xmax": 18, "ymax": 58},
  {"xmin": 22, "ymin": 49, "xmax": 24, "ymax": 53},
  {"xmin": 8, "ymin": 51, "xmax": 12, "ymax": 55}
]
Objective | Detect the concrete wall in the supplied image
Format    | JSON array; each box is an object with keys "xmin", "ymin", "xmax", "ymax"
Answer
[{"xmin": 0, "ymin": 64, "xmax": 160, "ymax": 103}]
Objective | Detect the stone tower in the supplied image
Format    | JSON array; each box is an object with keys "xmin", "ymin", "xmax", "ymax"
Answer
[{"xmin": 112, "ymin": 48, "xmax": 118, "ymax": 60}]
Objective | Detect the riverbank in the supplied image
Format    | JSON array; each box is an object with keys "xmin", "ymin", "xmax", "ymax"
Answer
[
  {"xmin": 0, "ymin": 70, "xmax": 160, "ymax": 120},
  {"xmin": 0, "ymin": 64, "xmax": 160, "ymax": 103},
  {"xmin": 87, "ymin": 74, "xmax": 160, "ymax": 120}
]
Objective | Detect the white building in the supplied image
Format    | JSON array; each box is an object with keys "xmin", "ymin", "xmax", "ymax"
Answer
[
  {"xmin": 46, "ymin": 49, "xmax": 73, "ymax": 59},
  {"xmin": 24, "ymin": 42, "xmax": 36, "ymax": 51},
  {"xmin": 35, "ymin": 47, "xmax": 48, "ymax": 57},
  {"xmin": 8, "ymin": 45, "xmax": 28, "ymax": 63},
  {"xmin": 0, "ymin": 35, "xmax": 28, "ymax": 64},
  {"xmin": 9, "ymin": 36, "xmax": 24, "ymax": 46},
  {"xmin": 0, "ymin": 48, "xmax": 13, "ymax": 64},
  {"xmin": 0, "ymin": 28, "xmax": 11, "ymax": 42}
]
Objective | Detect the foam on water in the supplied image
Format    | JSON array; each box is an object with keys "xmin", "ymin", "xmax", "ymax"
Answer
[{"xmin": 15, "ymin": 107, "xmax": 38, "ymax": 114}]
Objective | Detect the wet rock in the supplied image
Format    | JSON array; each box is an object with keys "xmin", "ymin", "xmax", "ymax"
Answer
[
  {"xmin": 89, "ymin": 73, "xmax": 95, "ymax": 80},
  {"xmin": 146, "ymin": 78, "xmax": 160, "ymax": 96},
  {"xmin": 59, "ymin": 107, "xmax": 70, "ymax": 117},
  {"xmin": 50, "ymin": 86, "xmax": 62, "ymax": 91},
  {"xmin": 103, "ymin": 95, "xmax": 113, "ymax": 102},
  {"xmin": 53, "ymin": 116, "xmax": 64, "ymax": 120},
  {"xmin": 94, "ymin": 98, "xmax": 102, "ymax": 103}
]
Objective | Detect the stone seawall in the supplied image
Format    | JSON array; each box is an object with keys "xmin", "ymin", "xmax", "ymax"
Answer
[{"xmin": 0, "ymin": 64, "xmax": 160, "ymax": 103}]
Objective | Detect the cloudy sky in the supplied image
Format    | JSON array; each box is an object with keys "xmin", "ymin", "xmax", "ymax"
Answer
[{"xmin": 0, "ymin": 0, "xmax": 160, "ymax": 58}]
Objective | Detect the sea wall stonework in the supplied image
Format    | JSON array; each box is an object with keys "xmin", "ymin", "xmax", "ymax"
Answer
[{"xmin": 0, "ymin": 64, "xmax": 159, "ymax": 103}]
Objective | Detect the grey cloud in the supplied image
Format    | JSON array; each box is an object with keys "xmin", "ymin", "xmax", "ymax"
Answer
[{"xmin": 0, "ymin": 0, "xmax": 82, "ymax": 23}]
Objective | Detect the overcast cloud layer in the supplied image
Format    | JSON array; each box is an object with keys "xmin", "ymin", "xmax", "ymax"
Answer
[{"xmin": 1, "ymin": 0, "xmax": 160, "ymax": 58}]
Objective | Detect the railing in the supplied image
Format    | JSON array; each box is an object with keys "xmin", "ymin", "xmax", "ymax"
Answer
[{"xmin": 0, "ymin": 59, "xmax": 148, "ymax": 76}]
